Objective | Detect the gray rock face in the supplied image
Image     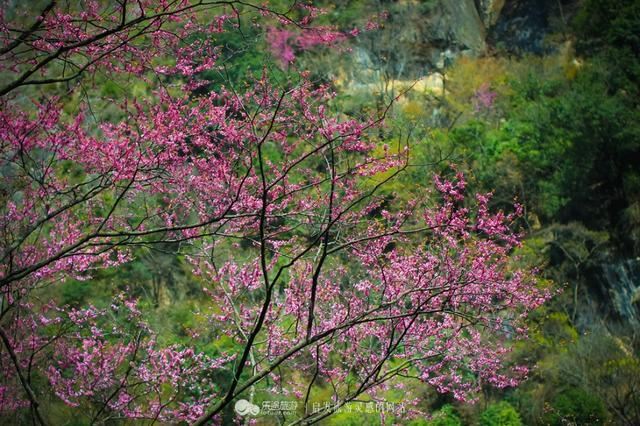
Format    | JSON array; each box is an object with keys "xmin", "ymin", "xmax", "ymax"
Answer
[
  {"xmin": 590, "ymin": 259, "xmax": 640, "ymax": 326},
  {"xmin": 488, "ymin": 0, "xmax": 580, "ymax": 54},
  {"xmin": 341, "ymin": 0, "xmax": 493, "ymax": 80},
  {"xmin": 440, "ymin": 0, "xmax": 487, "ymax": 55},
  {"xmin": 475, "ymin": 0, "xmax": 507, "ymax": 28},
  {"xmin": 393, "ymin": 0, "xmax": 575, "ymax": 67},
  {"xmin": 338, "ymin": 0, "xmax": 579, "ymax": 85}
]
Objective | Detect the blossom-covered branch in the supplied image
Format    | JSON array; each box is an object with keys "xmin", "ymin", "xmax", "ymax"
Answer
[{"xmin": 0, "ymin": 1, "xmax": 551, "ymax": 424}]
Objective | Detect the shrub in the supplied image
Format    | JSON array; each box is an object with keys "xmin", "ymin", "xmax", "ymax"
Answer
[{"xmin": 479, "ymin": 401, "xmax": 522, "ymax": 426}]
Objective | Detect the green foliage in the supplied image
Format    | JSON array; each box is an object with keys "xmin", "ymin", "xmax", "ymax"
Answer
[
  {"xmin": 573, "ymin": 0, "xmax": 640, "ymax": 54},
  {"xmin": 556, "ymin": 329, "xmax": 639, "ymax": 425},
  {"xmin": 427, "ymin": 404, "xmax": 463, "ymax": 426},
  {"xmin": 60, "ymin": 279, "xmax": 96, "ymax": 306},
  {"xmin": 530, "ymin": 312, "xmax": 579, "ymax": 350},
  {"xmin": 544, "ymin": 387, "xmax": 608, "ymax": 425},
  {"xmin": 479, "ymin": 401, "xmax": 522, "ymax": 426},
  {"xmin": 325, "ymin": 410, "xmax": 382, "ymax": 426},
  {"xmin": 425, "ymin": 48, "xmax": 640, "ymax": 251},
  {"xmin": 196, "ymin": 7, "xmax": 293, "ymax": 94}
]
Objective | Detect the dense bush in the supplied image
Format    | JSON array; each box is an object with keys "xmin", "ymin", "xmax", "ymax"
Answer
[
  {"xmin": 479, "ymin": 401, "xmax": 522, "ymax": 426},
  {"xmin": 544, "ymin": 388, "xmax": 608, "ymax": 425}
]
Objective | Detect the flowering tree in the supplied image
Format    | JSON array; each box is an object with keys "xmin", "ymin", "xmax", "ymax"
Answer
[{"xmin": 0, "ymin": 1, "xmax": 550, "ymax": 424}]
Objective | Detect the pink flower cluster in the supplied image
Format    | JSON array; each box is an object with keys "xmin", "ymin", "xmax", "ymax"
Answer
[{"xmin": 473, "ymin": 82, "xmax": 498, "ymax": 112}]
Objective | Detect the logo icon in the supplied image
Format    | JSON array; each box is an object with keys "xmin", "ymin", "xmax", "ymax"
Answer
[{"xmin": 234, "ymin": 399, "xmax": 260, "ymax": 416}]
